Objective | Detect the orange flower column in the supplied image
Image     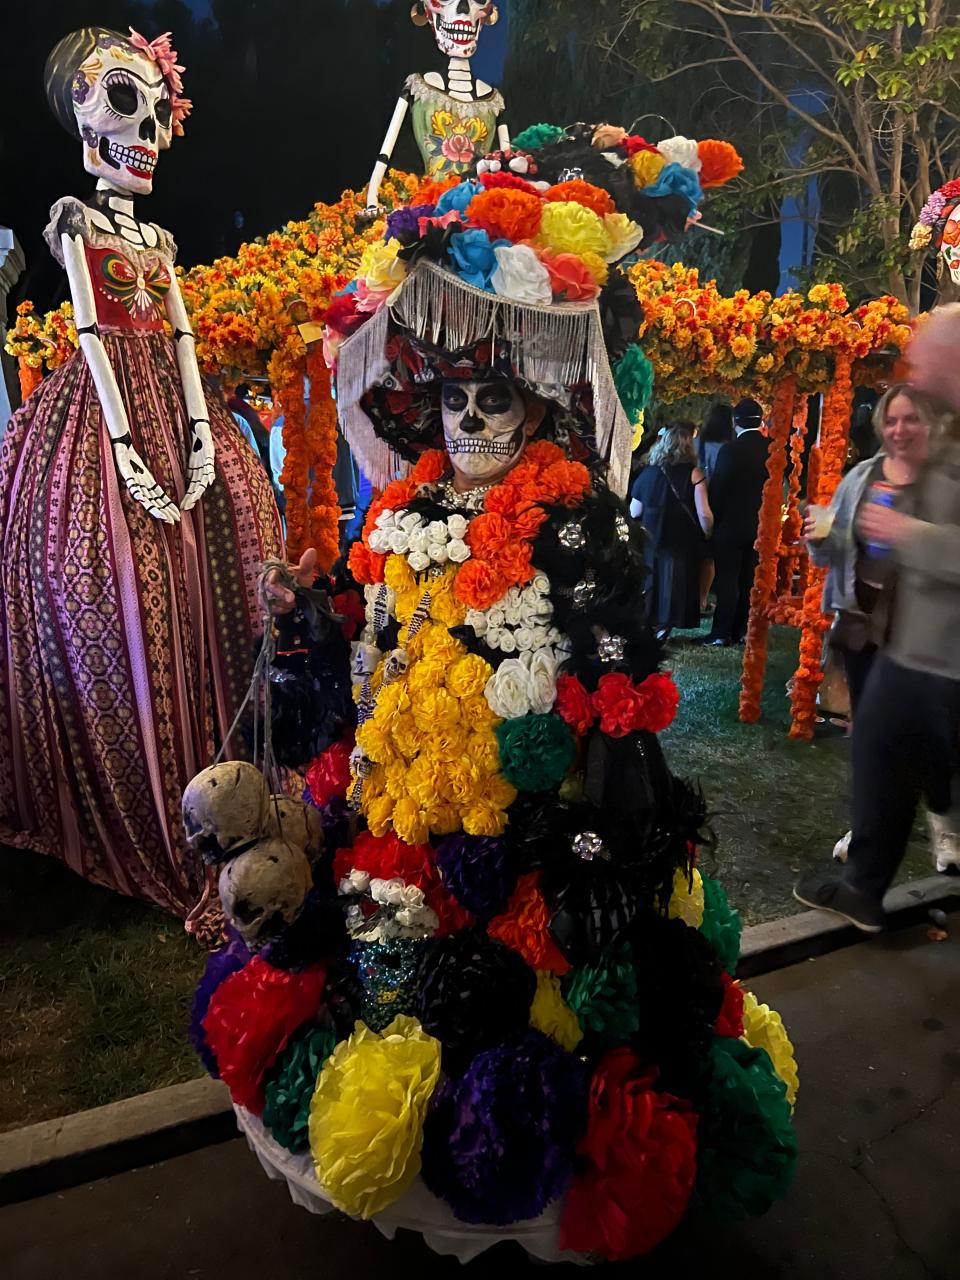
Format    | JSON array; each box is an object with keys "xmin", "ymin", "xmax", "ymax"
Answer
[
  {"xmin": 788, "ymin": 356, "xmax": 854, "ymax": 740},
  {"xmin": 304, "ymin": 348, "xmax": 342, "ymax": 572},
  {"xmin": 17, "ymin": 358, "xmax": 43, "ymax": 401},
  {"xmin": 739, "ymin": 378, "xmax": 796, "ymax": 724}
]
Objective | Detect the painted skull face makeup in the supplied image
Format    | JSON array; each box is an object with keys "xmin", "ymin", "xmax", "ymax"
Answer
[
  {"xmin": 424, "ymin": 0, "xmax": 494, "ymax": 60},
  {"xmin": 71, "ymin": 39, "xmax": 172, "ymax": 194},
  {"xmin": 442, "ymin": 379, "xmax": 530, "ymax": 484},
  {"xmin": 941, "ymin": 205, "xmax": 960, "ymax": 287}
]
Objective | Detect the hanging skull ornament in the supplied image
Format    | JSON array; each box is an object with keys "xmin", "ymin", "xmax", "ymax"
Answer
[
  {"xmin": 265, "ymin": 796, "xmax": 325, "ymax": 861},
  {"xmin": 181, "ymin": 762, "xmax": 270, "ymax": 865},
  {"xmin": 442, "ymin": 378, "xmax": 538, "ymax": 485},
  {"xmin": 423, "ymin": 1, "xmax": 498, "ymax": 58},
  {"xmin": 218, "ymin": 838, "xmax": 313, "ymax": 948}
]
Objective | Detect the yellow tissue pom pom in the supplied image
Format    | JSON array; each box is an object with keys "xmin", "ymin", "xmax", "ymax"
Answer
[
  {"xmin": 581, "ymin": 251, "xmax": 610, "ymax": 287},
  {"xmin": 602, "ymin": 211, "xmax": 644, "ymax": 262},
  {"xmin": 538, "ymin": 200, "xmax": 609, "ymax": 259},
  {"xmin": 393, "ymin": 795, "xmax": 430, "ymax": 846},
  {"xmin": 359, "ymin": 237, "xmax": 407, "ymax": 294},
  {"xmin": 530, "ymin": 971, "xmax": 583, "ymax": 1051},
  {"xmin": 463, "ymin": 802, "xmax": 508, "ymax": 838},
  {"xmin": 667, "ymin": 867, "xmax": 705, "ymax": 929},
  {"xmin": 384, "ymin": 552, "xmax": 416, "ymax": 598},
  {"xmin": 629, "ymin": 150, "xmax": 667, "ymax": 188},
  {"xmin": 741, "ymin": 991, "xmax": 800, "ymax": 1109},
  {"xmin": 309, "ymin": 1016, "xmax": 441, "ymax": 1219},
  {"xmin": 364, "ymin": 794, "xmax": 394, "ymax": 837}
]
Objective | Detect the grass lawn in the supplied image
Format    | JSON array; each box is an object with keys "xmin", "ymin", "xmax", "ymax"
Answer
[{"xmin": 0, "ymin": 624, "xmax": 935, "ymax": 1131}]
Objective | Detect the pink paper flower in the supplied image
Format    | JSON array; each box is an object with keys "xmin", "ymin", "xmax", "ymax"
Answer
[{"xmin": 128, "ymin": 28, "xmax": 193, "ymax": 135}]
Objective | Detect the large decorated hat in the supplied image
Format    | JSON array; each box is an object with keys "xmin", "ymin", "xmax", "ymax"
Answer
[
  {"xmin": 323, "ymin": 123, "xmax": 743, "ymax": 494},
  {"xmin": 911, "ymin": 178, "xmax": 960, "ymax": 286}
]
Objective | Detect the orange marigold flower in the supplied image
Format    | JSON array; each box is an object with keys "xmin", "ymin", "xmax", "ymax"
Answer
[{"xmin": 454, "ymin": 559, "xmax": 508, "ymax": 612}]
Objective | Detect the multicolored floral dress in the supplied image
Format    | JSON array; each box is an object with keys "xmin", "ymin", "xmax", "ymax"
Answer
[
  {"xmin": 405, "ymin": 75, "xmax": 504, "ymax": 179},
  {"xmin": 0, "ymin": 198, "xmax": 283, "ymax": 915}
]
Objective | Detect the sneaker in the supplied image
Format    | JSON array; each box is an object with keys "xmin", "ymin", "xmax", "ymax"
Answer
[
  {"xmin": 928, "ymin": 812, "xmax": 960, "ymax": 874},
  {"xmin": 793, "ymin": 872, "xmax": 886, "ymax": 934},
  {"xmin": 833, "ymin": 831, "xmax": 852, "ymax": 863}
]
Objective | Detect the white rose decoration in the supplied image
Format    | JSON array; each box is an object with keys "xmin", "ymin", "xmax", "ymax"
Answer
[
  {"xmin": 447, "ymin": 514, "xmax": 469, "ymax": 540},
  {"xmin": 429, "ymin": 542, "xmax": 450, "ymax": 564},
  {"xmin": 487, "ymin": 607, "xmax": 507, "ymax": 629},
  {"xmin": 485, "ymin": 658, "xmax": 534, "ymax": 719},
  {"xmin": 375, "ymin": 510, "xmax": 397, "ymax": 530},
  {"xmin": 530, "ymin": 625, "xmax": 552, "ymax": 650},
  {"xmin": 408, "ymin": 550, "xmax": 431, "ymax": 573},
  {"xmin": 388, "ymin": 529, "xmax": 411, "ymax": 555},
  {"xmin": 658, "ymin": 135, "xmax": 702, "ymax": 172},
  {"xmin": 527, "ymin": 648, "xmax": 559, "ymax": 714},
  {"xmin": 491, "ymin": 244, "xmax": 553, "ymax": 306},
  {"xmin": 515, "ymin": 626, "xmax": 536, "ymax": 652},
  {"xmin": 448, "ymin": 538, "xmax": 471, "ymax": 563},
  {"xmin": 408, "ymin": 527, "xmax": 430, "ymax": 555},
  {"xmin": 499, "ymin": 630, "xmax": 518, "ymax": 654},
  {"xmin": 400, "ymin": 511, "xmax": 423, "ymax": 533},
  {"xmin": 485, "ymin": 626, "xmax": 505, "ymax": 651},
  {"xmin": 399, "ymin": 884, "xmax": 426, "ymax": 910},
  {"xmin": 504, "ymin": 602, "xmax": 523, "ymax": 626},
  {"xmin": 368, "ymin": 529, "xmax": 390, "ymax": 553},
  {"xmin": 427, "ymin": 520, "xmax": 449, "ymax": 544},
  {"xmin": 466, "ymin": 609, "xmax": 488, "ymax": 636},
  {"xmin": 532, "ymin": 572, "xmax": 551, "ymax": 595}
]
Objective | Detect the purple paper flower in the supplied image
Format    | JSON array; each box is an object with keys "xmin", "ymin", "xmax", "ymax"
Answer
[
  {"xmin": 422, "ymin": 1030, "xmax": 589, "ymax": 1225},
  {"xmin": 386, "ymin": 204, "xmax": 436, "ymax": 245},
  {"xmin": 920, "ymin": 192, "xmax": 947, "ymax": 226},
  {"xmin": 189, "ymin": 936, "xmax": 252, "ymax": 1076},
  {"xmin": 435, "ymin": 835, "xmax": 517, "ymax": 920}
]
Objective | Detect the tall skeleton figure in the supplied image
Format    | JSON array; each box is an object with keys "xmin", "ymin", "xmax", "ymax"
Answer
[
  {"xmin": 366, "ymin": 0, "xmax": 509, "ymax": 210},
  {"xmin": 0, "ymin": 28, "xmax": 282, "ymax": 918}
]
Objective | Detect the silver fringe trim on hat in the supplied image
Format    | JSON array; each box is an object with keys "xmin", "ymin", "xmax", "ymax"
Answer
[{"xmin": 335, "ymin": 261, "xmax": 633, "ymax": 496}]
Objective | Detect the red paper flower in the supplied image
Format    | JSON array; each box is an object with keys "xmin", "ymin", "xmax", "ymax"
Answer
[
  {"xmin": 334, "ymin": 832, "xmax": 473, "ymax": 937},
  {"xmin": 539, "ymin": 249, "xmax": 600, "ymax": 302},
  {"xmin": 323, "ymin": 293, "xmax": 364, "ymax": 338},
  {"xmin": 623, "ymin": 135, "xmax": 660, "ymax": 157},
  {"xmin": 637, "ymin": 672, "xmax": 681, "ymax": 733},
  {"xmin": 715, "ymin": 973, "xmax": 745, "ymax": 1039},
  {"xmin": 593, "ymin": 673, "xmax": 645, "ymax": 738},
  {"xmin": 202, "ymin": 958, "xmax": 327, "ymax": 1114},
  {"xmin": 333, "ymin": 589, "xmax": 365, "ymax": 642},
  {"xmin": 555, "ymin": 674, "xmax": 597, "ymax": 737},
  {"xmin": 560, "ymin": 1049, "xmax": 698, "ymax": 1261},
  {"xmin": 479, "ymin": 172, "xmax": 542, "ymax": 196},
  {"xmin": 306, "ymin": 734, "xmax": 355, "ymax": 809}
]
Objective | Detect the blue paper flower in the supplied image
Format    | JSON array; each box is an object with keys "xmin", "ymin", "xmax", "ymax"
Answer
[
  {"xmin": 437, "ymin": 180, "xmax": 483, "ymax": 217},
  {"xmin": 447, "ymin": 228, "xmax": 508, "ymax": 291},
  {"xmin": 642, "ymin": 162, "xmax": 704, "ymax": 212}
]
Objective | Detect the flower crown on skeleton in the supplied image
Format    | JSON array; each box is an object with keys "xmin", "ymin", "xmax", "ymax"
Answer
[{"xmin": 127, "ymin": 27, "xmax": 192, "ymax": 136}]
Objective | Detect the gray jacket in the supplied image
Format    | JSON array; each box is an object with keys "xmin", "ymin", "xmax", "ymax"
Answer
[{"xmin": 808, "ymin": 457, "xmax": 880, "ymax": 614}]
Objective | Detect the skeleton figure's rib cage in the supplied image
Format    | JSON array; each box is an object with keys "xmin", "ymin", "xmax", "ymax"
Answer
[{"xmin": 365, "ymin": 1, "xmax": 508, "ymax": 209}]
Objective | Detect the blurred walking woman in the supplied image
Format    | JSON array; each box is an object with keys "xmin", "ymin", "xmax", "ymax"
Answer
[{"xmin": 631, "ymin": 424, "xmax": 713, "ymax": 637}]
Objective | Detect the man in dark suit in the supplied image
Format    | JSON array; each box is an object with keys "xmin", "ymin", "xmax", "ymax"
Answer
[{"xmin": 703, "ymin": 399, "xmax": 770, "ymax": 646}]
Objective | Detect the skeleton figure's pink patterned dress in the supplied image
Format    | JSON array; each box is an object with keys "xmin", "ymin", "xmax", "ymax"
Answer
[{"xmin": 0, "ymin": 200, "xmax": 283, "ymax": 915}]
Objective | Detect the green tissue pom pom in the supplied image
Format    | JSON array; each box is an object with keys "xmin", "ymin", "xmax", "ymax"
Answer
[
  {"xmin": 700, "ymin": 875, "xmax": 742, "ymax": 973},
  {"xmin": 512, "ymin": 123, "xmax": 566, "ymax": 152},
  {"xmin": 697, "ymin": 1037, "xmax": 798, "ymax": 1219},
  {"xmin": 614, "ymin": 344, "xmax": 655, "ymax": 426},
  {"xmin": 495, "ymin": 713, "xmax": 575, "ymax": 793},
  {"xmin": 263, "ymin": 1023, "xmax": 336, "ymax": 1154},
  {"xmin": 563, "ymin": 941, "xmax": 639, "ymax": 1044}
]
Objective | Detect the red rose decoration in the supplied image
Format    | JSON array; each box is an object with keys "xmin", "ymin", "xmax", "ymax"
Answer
[
  {"xmin": 555, "ymin": 674, "xmax": 597, "ymax": 737},
  {"xmin": 715, "ymin": 973, "xmax": 745, "ymax": 1039},
  {"xmin": 560, "ymin": 1049, "xmax": 698, "ymax": 1261},
  {"xmin": 624, "ymin": 135, "xmax": 660, "ymax": 156},
  {"xmin": 306, "ymin": 734, "xmax": 355, "ymax": 809},
  {"xmin": 593, "ymin": 673, "xmax": 645, "ymax": 738},
  {"xmin": 322, "ymin": 293, "xmax": 364, "ymax": 338},
  {"xmin": 637, "ymin": 672, "xmax": 681, "ymax": 733},
  {"xmin": 202, "ymin": 958, "xmax": 327, "ymax": 1114}
]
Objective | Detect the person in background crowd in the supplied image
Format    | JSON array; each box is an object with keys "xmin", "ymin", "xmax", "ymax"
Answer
[
  {"xmin": 848, "ymin": 391, "xmax": 880, "ymax": 469},
  {"xmin": 702, "ymin": 398, "xmax": 770, "ymax": 646},
  {"xmin": 697, "ymin": 404, "xmax": 735, "ymax": 612},
  {"xmin": 795, "ymin": 307, "xmax": 960, "ymax": 931},
  {"xmin": 804, "ymin": 384, "xmax": 937, "ymax": 860},
  {"xmin": 630, "ymin": 422, "xmax": 713, "ymax": 640}
]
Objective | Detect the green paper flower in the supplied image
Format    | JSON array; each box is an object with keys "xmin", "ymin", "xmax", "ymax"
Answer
[
  {"xmin": 263, "ymin": 1023, "xmax": 337, "ymax": 1154},
  {"xmin": 563, "ymin": 941, "xmax": 639, "ymax": 1044},
  {"xmin": 700, "ymin": 876, "xmax": 743, "ymax": 974},
  {"xmin": 614, "ymin": 344, "xmax": 655, "ymax": 426},
  {"xmin": 512, "ymin": 123, "xmax": 566, "ymax": 152},
  {"xmin": 697, "ymin": 1037, "xmax": 798, "ymax": 1220},
  {"xmin": 495, "ymin": 714, "xmax": 576, "ymax": 793}
]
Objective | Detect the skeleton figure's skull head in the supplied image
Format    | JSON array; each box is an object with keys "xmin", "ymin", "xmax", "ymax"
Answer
[
  {"xmin": 424, "ymin": 0, "xmax": 496, "ymax": 59},
  {"xmin": 70, "ymin": 38, "xmax": 172, "ymax": 193},
  {"xmin": 442, "ymin": 378, "xmax": 541, "ymax": 485},
  {"xmin": 941, "ymin": 205, "xmax": 960, "ymax": 287}
]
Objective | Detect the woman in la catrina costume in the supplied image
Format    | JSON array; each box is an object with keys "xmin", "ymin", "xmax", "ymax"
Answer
[
  {"xmin": 0, "ymin": 28, "xmax": 282, "ymax": 922},
  {"xmin": 189, "ymin": 125, "xmax": 799, "ymax": 1262}
]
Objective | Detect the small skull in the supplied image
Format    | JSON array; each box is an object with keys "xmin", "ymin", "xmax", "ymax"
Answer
[
  {"xmin": 218, "ymin": 838, "xmax": 313, "ymax": 948},
  {"xmin": 181, "ymin": 762, "xmax": 269, "ymax": 865},
  {"xmin": 265, "ymin": 796, "xmax": 324, "ymax": 861},
  {"xmin": 350, "ymin": 746, "xmax": 375, "ymax": 780},
  {"xmin": 382, "ymin": 649, "xmax": 410, "ymax": 685}
]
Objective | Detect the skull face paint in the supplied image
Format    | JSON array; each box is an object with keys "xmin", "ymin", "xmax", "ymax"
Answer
[
  {"xmin": 941, "ymin": 204, "xmax": 960, "ymax": 286},
  {"xmin": 424, "ymin": 0, "xmax": 495, "ymax": 59},
  {"xmin": 72, "ymin": 38, "xmax": 172, "ymax": 193},
  {"xmin": 442, "ymin": 379, "xmax": 531, "ymax": 485}
]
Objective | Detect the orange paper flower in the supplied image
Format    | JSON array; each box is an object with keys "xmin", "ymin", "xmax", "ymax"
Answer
[
  {"xmin": 466, "ymin": 188, "xmax": 544, "ymax": 243},
  {"xmin": 697, "ymin": 140, "xmax": 744, "ymax": 189},
  {"xmin": 488, "ymin": 873, "xmax": 571, "ymax": 975},
  {"xmin": 544, "ymin": 180, "xmax": 615, "ymax": 218}
]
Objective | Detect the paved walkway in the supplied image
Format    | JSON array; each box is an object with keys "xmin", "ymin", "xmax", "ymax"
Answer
[{"xmin": 4, "ymin": 924, "xmax": 958, "ymax": 1280}]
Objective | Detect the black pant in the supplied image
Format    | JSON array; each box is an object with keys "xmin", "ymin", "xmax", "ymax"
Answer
[
  {"xmin": 845, "ymin": 656, "xmax": 960, "ymax": 903},
  {"xmin": 841, "ymin": 646, "xmax": 877, "ymax": 718},
  {"xmin": 709, "ymin": 539, "xmax": 757, "ymax": 643}
]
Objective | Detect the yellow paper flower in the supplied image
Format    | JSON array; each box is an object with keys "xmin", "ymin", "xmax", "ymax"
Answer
[
  {"xmin": 460, "ymin": 694, "xmax": 500, "ymax": 732},
  {"xmin": 463, "ymin": 803, "xmax": 508, "ymax": 837},
  {"xmin": 385, "ymin": 554, "xmax": 417, "ymax": 598},
  {"xmin": 741, "ymin": 991, "xmax": 800, "ymax": 1109},
  {"xmin": 530, "ymin": 972, "xmax": 583, "ymax": 1051},
  {"xmin": 355, "ymin": 721, "xmax": 395, "ymax": 766},
  {"xmin": 359, "ymin": 237, "xmax": 407, "ymax": 294},
  {"xmin": 412, "ymin": 688, "xmax": 462, "ymax": 733},
  {"xmin": 629, "ymin": 150, "xmax": 667, "ymax": 188},
  {"xmin": 581, "ymin": 251, "xmax": 610, "ymax": 287},
  {"xmin": 392, "ymin": 795, "xmax": 431, "ymax": 846},
  {"xmin": 602, "ymin": 211, "xmax": 643, "ymax": 262},
  {"xmin": 309, "ymin": 1016, "xmax": 441, "ymax": 1219},
  {"xmin": 464, "ymin": 732, "xmax": 502, "ymax": 776},
  {"xmin": 446, "ymin": 654, "xmax": 492, "ymax": 701},
  {"xmin": 667, "ymin": 868, "xmax": 705, "ymax": 928},
  {"xmin": 538, "ymin": 201, "xmax": 608, "ymax": 259}
]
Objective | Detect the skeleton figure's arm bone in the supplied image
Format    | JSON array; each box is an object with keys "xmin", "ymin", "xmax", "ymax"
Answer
[
  {"xmin": 498, "ymin": 122, "xmax": 511, "ymax": 150},
  {"xmin": 165, "ymin": 269, "xmax": 216, "ymax": 512},
  {"xmin": 366, "ymin": 95, "xmax": 411, "ymax": 211},
  {"xmin": 61, "ymin": 230, "xmax": 180, "ymax": 523}
]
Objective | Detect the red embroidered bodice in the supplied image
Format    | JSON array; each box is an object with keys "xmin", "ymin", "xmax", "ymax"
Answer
[{"xmin": 85, "ymin": 245, "xmax": 171, "ymax": 332}]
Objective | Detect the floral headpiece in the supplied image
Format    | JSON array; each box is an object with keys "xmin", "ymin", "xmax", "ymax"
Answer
[
  {"xmin": 324, "ymin": 122, "xmax": 742, "ymax": 492},
  {"xmin": 128, "ymin": 28, "xmax": 192, "ymax": 136}
]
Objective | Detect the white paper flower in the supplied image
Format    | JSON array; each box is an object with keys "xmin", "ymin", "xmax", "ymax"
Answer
[
  {"xmin": 487, "ymin": 607, "xmax": 507, "ymax": 630},
  {"xmin": 485, "ymin": 626, "xmax": 505, "ymax": 650},
  {"xmin": 368, "ymin": 530, "xmax": 390, "ymax": 553},
  {"xmin": 426, "ymin": 520, "xmax": 449, "ymax": 544},
  {"xmin": 515, "ymin": 627, "xmax": 536, "ymax": 652},
  {"xmin": 429, "ymin": 542, "xmax": 450, "ymax": 564},
  {"xmin": 447, "ymin": 515, "xmax": 469, "ymax": 540},
  {"xmin": 408, "ymin": 527, "xmax": 430, "ymax": 555},
  {"xmin": 533, "ymin": 572, "xmax": 551, "ymax": 595},
  {"xmin": 400, "ymin": 511, "xmax": 423, "ymax": 533},
  {"xmin": 504, "ymin": 602, "xmax": 524, "ymax": 626},
  {"xmin": 388, "ymin": 529, "xmax": 411, "ymax": 555},
  {"xmin": 485, "ymin": 657, "xmax": 534, "ymax": 719},
  {"xmin": 399, "ymin": 884, "xmax": 426, "ymax": 910},
  {"xmin": 530, "ymin": 625, "xmax": 552, "ymax": 650},
  {"xmin": 491, "ymin": 244, "xmax": 553, "ymax": 306},
  {"xmin": 658, "ymin": 135, "xmax": 702, "ymax": 172},
  {"xmin": 407, "ymin": 550, "xmax": 430, "ymax": 573},
  {"xmin": 448, "ymin": 538, "xmax": 471, "ymax": 563},
  {"xmin": 375, "ymin": 510, "xmax": 398, "ymax": 530},
  {"xmin": 499, "ymin": 631, "xmax": 518, "ymax": 654},
  {"xmin": 466, "ymin": 609, "xmax": 488, "ymax": 636},
  {"xmin": 527, "ymin": 648, "xmax": 559, "ymax": 714}
]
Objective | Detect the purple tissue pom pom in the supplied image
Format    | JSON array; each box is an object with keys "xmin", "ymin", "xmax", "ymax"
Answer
[{"xmin": 189, "ymin": 936, "xmax": 252, "ymax": 1076}]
